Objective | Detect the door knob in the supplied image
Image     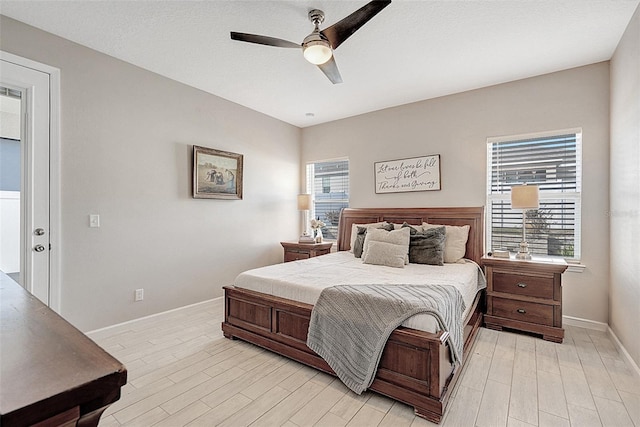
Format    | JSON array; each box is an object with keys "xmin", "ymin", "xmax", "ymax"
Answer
[
  {"xmin": 34, "ymin": 245, "xmax": 46, "ymax": 252},
  {"xmin": 34, "ymin": 228, "xmax": 46, "ymax": 236}
]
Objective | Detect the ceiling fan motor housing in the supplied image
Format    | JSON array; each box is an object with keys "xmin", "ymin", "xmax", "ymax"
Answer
[
  {"xmin": 303, "ymin": 10, "xmax": 332, "ymax": 65},
  {"xmin": 308, "ymin": 9, "xmax": 325, "ymax": 26}
]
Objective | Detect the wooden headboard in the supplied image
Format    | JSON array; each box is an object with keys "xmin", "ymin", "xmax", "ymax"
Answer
[{"xmin": 337, "ymin": 207, "xmax": 485, "ymax": 264}]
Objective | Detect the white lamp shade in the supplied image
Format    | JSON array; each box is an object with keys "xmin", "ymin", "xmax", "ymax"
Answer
[
  {"xmin": 511, "ymin": 185, "xmax": 539, "ymax": 209},
  {"xmin": 303, "ymin": 41, "xmax": 332, "ymax": 65},
  {"xmin": 297, "ymin": 194, "xmax": 312, "ymax": 211}
]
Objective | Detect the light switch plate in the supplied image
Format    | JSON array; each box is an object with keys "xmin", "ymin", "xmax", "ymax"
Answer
[{"xmin": 89, "ymin": 214, "xmax": 100, "ymax": 228}]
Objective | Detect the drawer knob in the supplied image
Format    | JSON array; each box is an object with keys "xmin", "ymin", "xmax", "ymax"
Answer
[
  {"xmin": 516, "ymin": 283, "xmax": 527, "ymax": 288},
  {"xmin": 516, "ymin": 308, "xmax": 526, "ymax": 314}
]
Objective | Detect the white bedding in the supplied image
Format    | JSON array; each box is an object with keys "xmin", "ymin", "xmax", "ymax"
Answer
[{"xmin": 234, "ymin": 251, "xmax": 481, "ymax": 333}]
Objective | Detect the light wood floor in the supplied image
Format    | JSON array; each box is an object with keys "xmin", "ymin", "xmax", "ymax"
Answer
[{"xmin": 90, "ymin": 299, "xmax": 640, "ymax": 427}]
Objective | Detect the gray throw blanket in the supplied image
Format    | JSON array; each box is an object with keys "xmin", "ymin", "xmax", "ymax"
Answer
[{"xmin": 307, "ymin": 284, "xmax": 466, "ymax": 394}]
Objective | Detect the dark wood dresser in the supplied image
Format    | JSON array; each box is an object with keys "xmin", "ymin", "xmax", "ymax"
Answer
[
  {"xmin": 280, "ymin": 241, "xmax": 333, "ymax": 262},
  {"xmin": 482, "ymin": 256, "xmax": 568, "ymax": 343},
  {"xmin": 0, "ymin": 272, "xmax": 127, "ymax": 426}
]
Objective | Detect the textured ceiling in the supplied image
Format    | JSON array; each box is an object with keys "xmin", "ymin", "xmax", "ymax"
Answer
[{"xmin": 1, "ymin": 1, "xmax": 638, "ymax": 127}]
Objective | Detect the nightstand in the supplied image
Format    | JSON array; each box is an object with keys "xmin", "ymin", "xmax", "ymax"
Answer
[
  {"xmin": 482, "ymin": 255, "xmax": 568, "ymax": 343},
  {"xmin": 281, "ymin": 241, "xmax": 333, "ymax": 263}
]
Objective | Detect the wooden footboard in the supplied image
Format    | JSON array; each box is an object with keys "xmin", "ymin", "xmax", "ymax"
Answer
[{"xmin": 222, "ymin": 285, "xmax": 484, "ymax": 423}]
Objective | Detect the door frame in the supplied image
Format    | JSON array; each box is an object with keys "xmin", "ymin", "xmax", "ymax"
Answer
[{"xmin": 1, "ymin": 51, "xmax": 61, "ymax": 312}]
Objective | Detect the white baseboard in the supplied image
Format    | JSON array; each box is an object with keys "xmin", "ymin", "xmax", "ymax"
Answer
[
  {"xmin": 562, "ymin": 315, "xmax": 640, "ymax": 378},
  {"xmin": 563, "ymin": 315, "xmax": 608, "ymax": 331},
  {"xmin": 86, "ymin": 297, "xmax": 223, "ymax": 335},
  {"xmin": 608, "ymin": 326, "xmax": 640, "ymax": 378}
]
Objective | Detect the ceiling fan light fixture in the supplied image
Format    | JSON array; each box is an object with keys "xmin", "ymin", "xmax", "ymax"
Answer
[
  {"xmin": 303, "ymin": 39, "xmax": 332, "ymax": 65},
  {"xmin": 231, "ymin": 1, "xmax": 392, "ymax": 83}
]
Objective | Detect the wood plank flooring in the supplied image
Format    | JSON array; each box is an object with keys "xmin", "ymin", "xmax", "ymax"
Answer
[{"xmin": 90, "ymin": 299, "xmax": 640, "ymax": 426}]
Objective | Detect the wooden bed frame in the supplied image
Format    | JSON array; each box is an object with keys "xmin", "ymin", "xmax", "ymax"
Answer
[{"xmin": 222, "ymin": 207, "xmax": 484, "ymax": 423}]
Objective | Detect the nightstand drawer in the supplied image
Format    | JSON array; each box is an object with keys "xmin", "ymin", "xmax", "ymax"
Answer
[
  {"xmin": 281, "ymin": 241, "xmax": 333, "ymax": 263},
  {"xmin": 491, "ymin": 297, "xmax": 553, "ymax": 326},
  {"xmin": 284, "ymin": 252, "xmax": 310, "ymax": 262},
  {"xmin": 493, "ymin": 272, "xmax": 553, "ymax": 299}
]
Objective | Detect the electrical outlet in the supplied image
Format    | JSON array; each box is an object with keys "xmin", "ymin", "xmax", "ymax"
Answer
[
  {"xmin": 135, "ymin": 288, "xmax": 144, "ymax": 302},
  {"xmin": 89, "ymin": 214, "xmax": 100, "ymax": 228}
]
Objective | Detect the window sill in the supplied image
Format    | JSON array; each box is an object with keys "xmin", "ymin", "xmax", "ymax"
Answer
[{"xmin": 566, "ymin": 263, "xmax": 586, "ymax": 273}]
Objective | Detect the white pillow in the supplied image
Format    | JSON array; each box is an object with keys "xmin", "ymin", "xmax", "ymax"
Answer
[
  {"xmin": 362, "ymin": 227, "xmax": 410, "ymax": 268},
  {"xmin": 422, "ymin": 223, "xmax": 470, "ymax": 263},
  {"xmin": 349, "ymin": 222, "xmax": 386, "ymax": 252},
  {"xmin": 362, "ymin": 241, "xmax": 407, "ymax": 268}
]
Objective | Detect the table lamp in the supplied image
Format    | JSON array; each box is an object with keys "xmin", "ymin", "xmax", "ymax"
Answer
[
  {"xmin": 511, "ymin": 184, "xmax": 539, "ymax": 260},
  {"xmin": 297, "ymin": 194, "xmax": 315, "ymax": 243}
]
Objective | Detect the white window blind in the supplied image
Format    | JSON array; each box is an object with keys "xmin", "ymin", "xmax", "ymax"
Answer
[
  {"xmin": 487, "ymin": 131, "xmax": 582, "ymax": 260},
  {"xmin": 306, "ymin": 159, "xmax": 349, "ymax": 240}
]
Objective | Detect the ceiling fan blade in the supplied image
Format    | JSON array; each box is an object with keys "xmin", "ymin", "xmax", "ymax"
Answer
[
  {"xmin": 230, "ymin": 32, "xmax": 300, "ymax": 49},
  {"xmin": 317, "ymin": 56, "xmax": 343, "ymax": 84},
  {"xmin": 321, "ymin": 0, "xmax": 391, "ymax": 50}
]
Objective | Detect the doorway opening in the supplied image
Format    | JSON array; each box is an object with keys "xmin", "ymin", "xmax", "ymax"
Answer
[{"xmin": 0, "ymin": 86, "xmax": 23, "ymax": 283}]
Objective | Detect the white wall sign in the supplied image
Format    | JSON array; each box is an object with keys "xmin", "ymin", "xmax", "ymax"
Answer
[{"xmin": 374, "ymin": 154, "xmax": 441, "ymax": 194}]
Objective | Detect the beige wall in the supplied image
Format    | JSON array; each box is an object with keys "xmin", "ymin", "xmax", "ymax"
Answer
[
  {"xmin": 302, "ymin": 63, "xmax": 611, "ymax": 324},
  {"xmin": 610, "ymin": 5, "xmax": 640, "ymax": 367},
  {"xmin": 2, "ymin": 13, "xmax": 631, "ymax": 344},
  {"xmin": 1, "ymin": 16, "xmax": 302, "ymax": 331}
]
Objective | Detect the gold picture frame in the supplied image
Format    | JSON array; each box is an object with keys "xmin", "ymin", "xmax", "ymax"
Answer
[{"xmin": 193, "ymin": 145, "xmax": 243, "ymax": 199}]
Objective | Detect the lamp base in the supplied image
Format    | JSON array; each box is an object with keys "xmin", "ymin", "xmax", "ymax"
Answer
[{"xmin": 515, "ymin": 241, "xmax": 532, "ymax": 260}]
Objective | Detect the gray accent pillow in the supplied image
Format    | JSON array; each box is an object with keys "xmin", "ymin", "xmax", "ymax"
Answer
[
  {"xmin": 403, "ymin": 224, "xmax": 446, "ymax": 265},
  {"xmin": 401, "ymin": 222, "xmax": 420, "ymax": 233},
  {"xmin": 349, "ymin": 222, "xmax": 386, "ymax": 252},
  {"xmin": 353, "ymin": 226, "xmax": 368, "ymax": 258},
  {"xmin": 353, "ymin": 223, "xmax": 396, "ymax": 258},
  {"xmin": 378, "ymin": 222, "xmax": 395, "ymax": 232},
  {"xmin": 422, "ymin": 223, "xmax": 470, "ymax": 263}
]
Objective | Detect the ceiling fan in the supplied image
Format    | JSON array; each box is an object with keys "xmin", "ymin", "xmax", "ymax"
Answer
[{"xmin": 230, "ymin": 0, "xmax": 392, "ymax": 84}]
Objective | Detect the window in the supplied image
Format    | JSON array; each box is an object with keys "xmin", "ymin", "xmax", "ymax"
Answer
[
  {"xmin": 306, "ymin": 159, "xmax": 349, "ymax": 240},
  {"xmin": 322, "ymin": 176, "xmax": 330, "ymax": 193},
  {"xmin": 487, "ymin": 130, "xmax": 582, "ymax": 260}
]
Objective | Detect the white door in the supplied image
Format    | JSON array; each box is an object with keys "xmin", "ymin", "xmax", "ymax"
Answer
[{"xmin": 0, "ymin": 59, "xmax": 51, "ymax": 304}]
